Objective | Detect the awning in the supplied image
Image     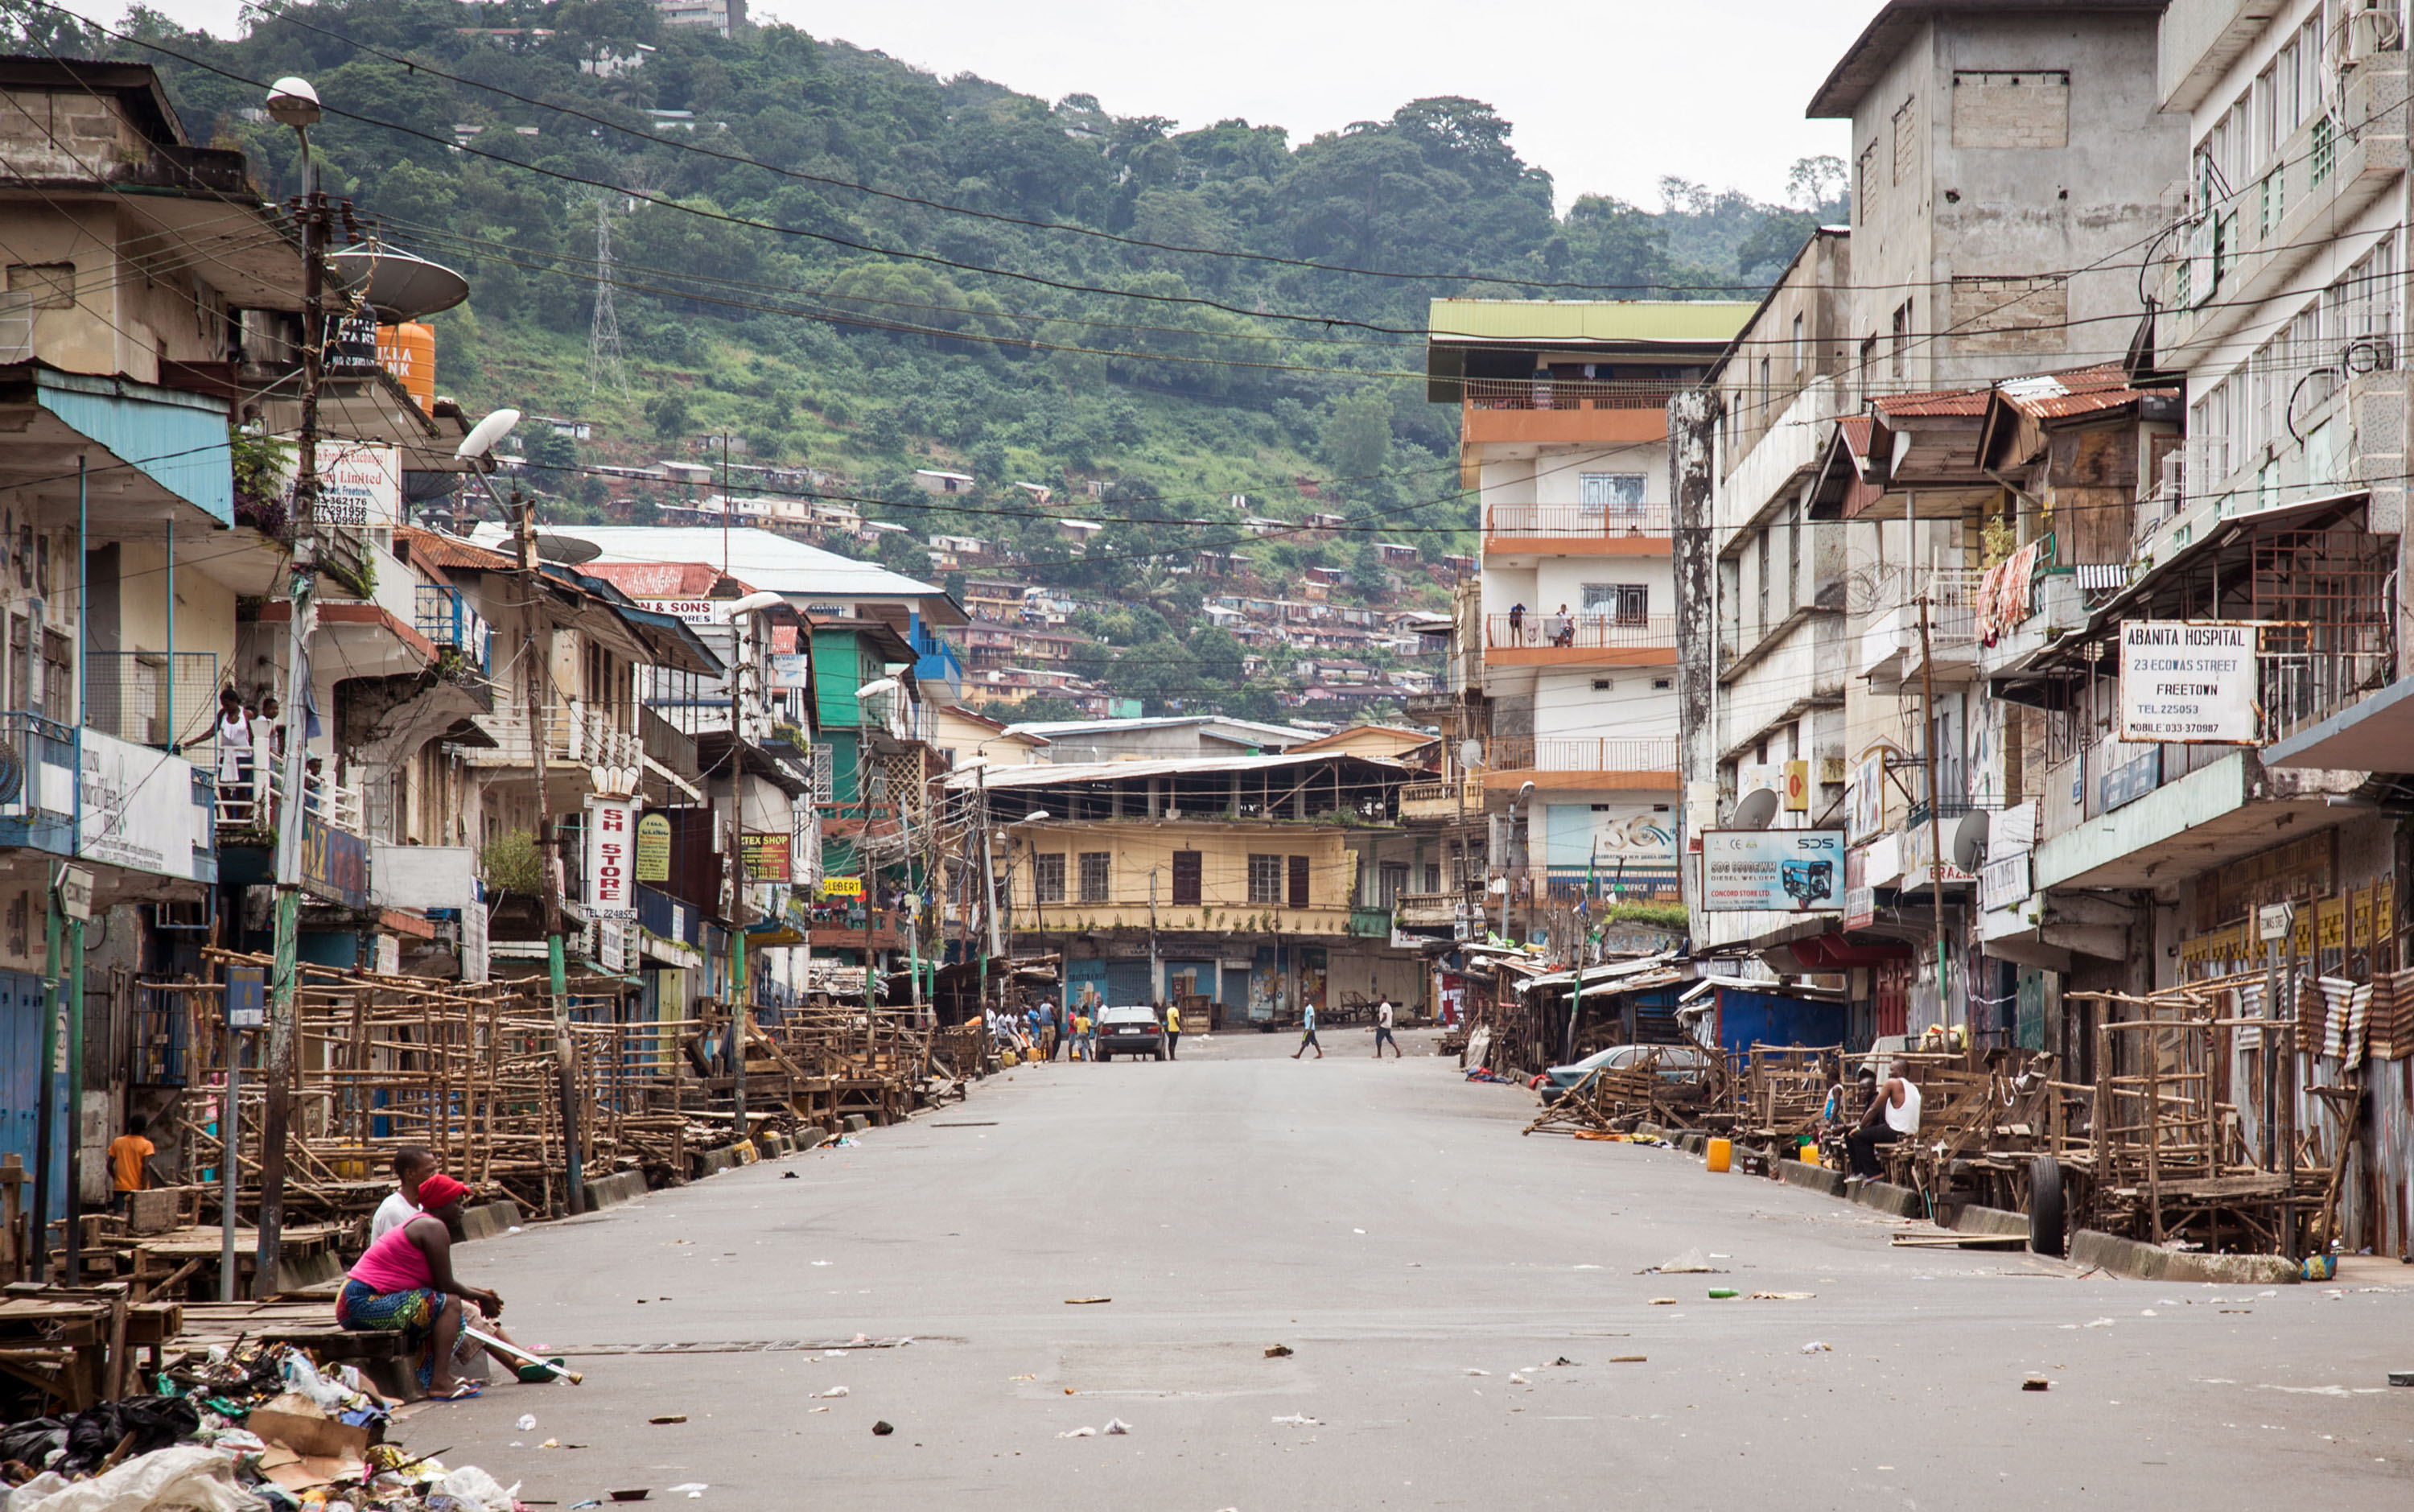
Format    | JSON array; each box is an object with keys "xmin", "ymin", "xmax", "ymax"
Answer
[
  {"xmin": 2262, "ymin": 674, "xmax": 2414, "ymax": 772},
  {"xmin": 1, "ymin": 364, "xmax": 233, "ymax": 528}
]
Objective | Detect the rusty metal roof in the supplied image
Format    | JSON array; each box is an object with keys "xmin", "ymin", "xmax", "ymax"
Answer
[{"xmin": 397, "ymin": 526, "xmax": 514, "ymax": 574}]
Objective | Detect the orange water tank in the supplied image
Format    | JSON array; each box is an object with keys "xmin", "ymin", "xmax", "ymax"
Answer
[{"xmin": 377, "ymin": 322, "xmax": 435, "ymax": 414}]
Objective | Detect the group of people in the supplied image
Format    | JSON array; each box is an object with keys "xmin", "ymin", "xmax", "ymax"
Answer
[
  {"xmin": 1291, "ymin": 998, "xmax": 1403, "ymax": 1060},
  {"xmin": 212, "ymin": 686, "xmax": 289, "ymax": 821},
  {"xmin": 1504, "ymin": 602, "xmax": 1577, "ymax": 648},
  {"xmin": 337, "ymin": 1147, "xmax": 549, "ymax": 1400},
  {"xmin": 982, "ymin": 991, "xmax": 1186, "ymax": 1061}
]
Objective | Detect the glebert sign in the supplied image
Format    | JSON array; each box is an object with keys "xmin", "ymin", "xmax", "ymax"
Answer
[{"xmin": 2117, "ymin": 621, "xmax": 2260, "ymax": 745}]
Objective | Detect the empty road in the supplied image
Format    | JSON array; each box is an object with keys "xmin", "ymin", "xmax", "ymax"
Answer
[{"xmin": 414, "ymin": 1027, "xmax": 2414, "ymax": 1508}]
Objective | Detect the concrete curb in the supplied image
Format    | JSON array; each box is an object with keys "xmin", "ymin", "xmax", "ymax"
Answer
[
  {"xmin": 1939, "ymin": 1202, "xmax": 2029, "ymax": 1238},
  {"xmin": 458, "ymin": 1198, "xmax": 524, "ymax": 1242},
  {"xmin": 580, "ymin": 1171, "xmax": 648, "ymax": 1211},
  {"xmin": 1775, "ymin": 1157, "xmax": 1848, "ymax": 1198},
  {"xmin": 1850, "ymin": 1179, "xmax": 1925, "ymax": 1217},
  {"xmin": 2069, "ymin": 1229, "xmax": 2301, "ymax": 1284}
]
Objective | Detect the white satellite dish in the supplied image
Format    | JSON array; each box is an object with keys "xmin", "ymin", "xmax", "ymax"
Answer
[
  {"xmin": 1951, "ymin": 810, "xmax": 1992, "ymax": 873},
  {"xmin": 1732, "ymin": 788, "xmax": 1779, "ymax": 830},
  {"xmin": 1459, "ymin": 738, "xmax": 1484, "ymax": 768},
  {"xmin": 455, "ymin": 408, "xmax": 521, "ymax": 462}
]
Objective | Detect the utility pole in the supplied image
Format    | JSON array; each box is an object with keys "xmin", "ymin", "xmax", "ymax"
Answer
[
  {"xmin": 725, "ymin": 740, "xmax": 748, "ymax": 1141},
  {"xmin": 1147, "ymin": 867, "xmax": 1161, "ymax": 1008},
  {"xmin": 518, "ymin": 487, "xmax": 585, "ymax": 1217},
  {"xmin": 1917, "ymin": 592, "xmax": 1947, "ymax": 1034},
  {"xmin": 256, "ymin": 80, "xmax": 331, "ymax": 1294},
  {"xmin": 977, "ymin": 764, "xmax": 1001, "ymax": 1014}
]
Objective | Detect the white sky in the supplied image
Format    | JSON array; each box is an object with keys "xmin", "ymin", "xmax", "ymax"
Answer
[{"xmin": 122, "ymin": 0, "xmax": 1879, "ymax": 209}]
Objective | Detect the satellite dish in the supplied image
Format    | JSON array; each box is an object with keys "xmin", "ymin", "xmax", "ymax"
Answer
[
  {"xmin": 1732, "ymin": 788, "xmax": 1779, "ymax": 830},
  {"xmin": 455, "ymin": 408, "xmax": 521, "ymax": 463},
  {"xmin": 533, "ymin": 533, "xmax": 603, "ymax": 565},
  {"xmin": 1952, "ymin": 810, "xmax": 1992, "ymax": 873},
  {"xmin": 330, "ymin": 244, "xmax": 472, "ymax": 322},
  {"xmin": 1459, "ymin": 738, "xmax": 1484, "ymax": 768}
]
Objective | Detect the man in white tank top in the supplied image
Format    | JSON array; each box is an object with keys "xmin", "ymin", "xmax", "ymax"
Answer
[{"xmin": 1845, "ymin": 1060, "xmax": 1921, "ymax": 1178}]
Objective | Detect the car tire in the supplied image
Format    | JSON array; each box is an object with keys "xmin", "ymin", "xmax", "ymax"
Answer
[
  {"xmin": 1097, "ymin": 1051, "xmax": 1110, "ymax": 1063},
  {"xmin": 2029, "ymin": 1156, "xmax": 2066, "ymax": 1257}
]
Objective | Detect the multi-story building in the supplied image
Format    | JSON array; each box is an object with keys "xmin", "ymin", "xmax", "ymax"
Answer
[
  {"xmin": 962, "ymin": 750, "xmax": 1427, "ymax": 1024},
  {"xmin": 1428, "ymin": 298, "xmax": 1752, "ymax": 944},
  {"xmin": 1683, "ymin": 0, "xmax": 2193, "ymax": 1044}
]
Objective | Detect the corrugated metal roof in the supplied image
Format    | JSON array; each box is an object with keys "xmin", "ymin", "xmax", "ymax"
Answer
[
  {"xmin": 398, "ymin": 526, "xmax": 515, "ymax": 573},
  {"xmin": 1427, "ymin": 299, "xmax": 1754, "ymax": 345},
  {"xmin": 1872, "ymin": 386, "xmax": 1990, "ymax": 418},
  {"xmin": 465, "ymin": 525, "xmax": 959, "ymax": 616},
  {"xmin": 943, "ymin": 748, "xmax": 1406, "ymax": 790},
  {"xmin": 579, "ymin": 560, "xmax": 739, "ymax": 598}
]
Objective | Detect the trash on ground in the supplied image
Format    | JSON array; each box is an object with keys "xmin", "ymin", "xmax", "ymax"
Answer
[
  {"xmin": 2387, "ymin": 1370, "xmax": 2414, "ymax": 1387},
  {"xmin": 1463, "ymin": 1368, "xmax": 1490, "ymax": 1376},
  {"xmin": 1271, "ymin": 1413, "xmax": 1320, "ymax": 1426},
  {"xmin": 650, "ymin": 1414, "xmax": 689, "ymax": 1424},
  {"xmin": 1707, "ymin": 1287, "xmax": 1740, "ymax": 1299},
  {"xmin": 1609, "ymin": 1355, "xmax": 1648, "ymax": 1364},
  {"xmin": 1800, "ymin": 1341, "xmax": 1832, "ymax": 1353},
  {"xmin": 1057, "ymin": 1427, "xmax": 1097, "ymax": 1439},
  {"xmin": 1646, "ymin": 1250, "xmax": 1718, "ymax": 1274},
  {"xmin": 1648, "ymin": 1297, "xmax": 1678, "ymax": 1305},
  {"xmin": 872, "ymin": 1420, "xmax": 896, "ymax": 1436},
  {"xmin": 517, "ymin": 1414, "xmax": 538, "ymax": 1432},
  {"xmin": 1065, "ymin": 1296, "xmax": 1113, "ymax": 1304},
  {"xmin": 2084, "ymin": 1318, "xmax": 2117, "ymax": 1328},
  {"xmin": 1749, "ymin": 1291, "xmax": 1816, "ymax": 1300},
  {"xmin": 2023, "ymin": 1376, "xmax": 2051, "ymax": 1391},
  {"xmin": 1264, "ymin": 1344, "xmax": 1293, "ymax": 1358},
  {"xmin": 1508, "ymin": 1374, "xmax": 1530, "ymax": 1385},
  {"xmin": 1102, "ymin": 1418, "xmax": 1132, "ymax": 1435},
  {"xmin": 819, "ymin": 1386, "xmax": 849, "ymax": 1398}
]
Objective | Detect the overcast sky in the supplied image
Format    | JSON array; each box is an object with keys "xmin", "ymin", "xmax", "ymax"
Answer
[{"xmin": 128, "ymin": 0, "xmax": 1880, "ymax": 210}]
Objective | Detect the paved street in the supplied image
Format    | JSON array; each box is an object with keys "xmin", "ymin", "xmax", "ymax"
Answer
[{"xmin": 421, "ymin": 1030, "xmax": 2414, "ymax": 1509}]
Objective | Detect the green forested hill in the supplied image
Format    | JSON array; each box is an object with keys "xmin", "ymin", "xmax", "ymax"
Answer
[{"xmin": 14, "ymin": 0, "xmax": 1839, "ymax": 711}]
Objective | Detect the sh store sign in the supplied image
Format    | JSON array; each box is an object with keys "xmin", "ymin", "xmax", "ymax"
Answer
[
  {"xmin": 1701, "ymin": 829, "xmax": 1845, "ymax": 913},
  {"xmin": 585, "ymin": 798, "xmax": 639, "ymax": 921},
  {"xmin": 2118, "ymin": 621, "xmax": 2261, "ymax": 744}
]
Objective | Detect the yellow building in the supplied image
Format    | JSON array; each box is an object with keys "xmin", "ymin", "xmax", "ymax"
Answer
[{"xmin": 957, "ymin": 752, "xmax": 1431, "ymax": 1027}]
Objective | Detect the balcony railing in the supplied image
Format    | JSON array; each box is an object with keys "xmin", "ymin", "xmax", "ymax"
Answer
[
  {"xmin": 1401, "ymin": 776, "xmax": 1483, "ymax": 818},
  {"xmin": 0, "ymin": 711, "xmax": 76, "ymax": 830},
  {"xmin": 84, "ymin": 651, "xmax": 220, "ymax": 752},
  {"xmin": 213, "ymin": 760, "xmax": 365, "ymax": 836},
  {"xmin": 2263, "ymin": 644, "xmax": 2395, "ymax": 748},
  {"xmin": 1484, "ymin": 502, "xmax": 1672, "ymax": 538},
  {"xmin": 415, "ymin": 584, "xmax": 493, "ymax": 675},
  {"xmin": 1485, "ymin": 735, "xmax": 1679, "ymax": 774},
  {"xmin": 1485, "ymin": 612, "xmax": 1677, "ymax": 652},
  {"xmin": 458, "ymin": 699, "xmax": 642, "ymax": 771},
  {"xmin": 1463, "ymin": 377, "xmax": 1683, "ymax": 412}
]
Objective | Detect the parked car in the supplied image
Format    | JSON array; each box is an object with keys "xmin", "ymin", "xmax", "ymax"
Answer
[
  {"xmin": 1540, "ymin": 1041, "xmax": 1715, "ymax": 1100},
  {"xmin": 1095, "ymin": 1005, "xmax": 1167, "ymax": 1062}
]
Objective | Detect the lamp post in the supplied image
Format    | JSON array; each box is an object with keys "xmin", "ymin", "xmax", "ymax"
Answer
[
  {"xmin": 1510, "ymin": 781, "xmax": 1537, "ymax": 946},
  {"xmin": 253, "ymin": 75, "xmax": 329, "ymax": 1296}
]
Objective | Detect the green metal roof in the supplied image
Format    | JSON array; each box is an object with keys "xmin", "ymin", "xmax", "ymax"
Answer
[{"xmin": 1426, "ymin": 299, "xmax": 1755, "ymax": 345}]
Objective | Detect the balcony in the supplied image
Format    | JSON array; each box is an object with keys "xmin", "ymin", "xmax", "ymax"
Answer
[
  {"xmin": 1483, "ymin": 501, "xmax": 1671, "ymax": 557},
  {"xmin": 1461, "ymin": 378, "xmax": 1679, "ymax": 447},
  {"xmin": 1401, "ymin": 776, "xmax": 1483, "ymax": 821},
  {"xmin": 1485, "ymin": 612, "xmax": 1677, "ymax": 666},
  {"xmin": 1860, "ymin": 569, "xmax": 1982, "ymax": 694},
  {"xmin": 214, "ymin": 760, "xmax": 365, "ymax": 838},
  {"xmin": 1485, "ymin": 736, "xmax": 1679, "ymax": 785},
  {"xmin": 458, "ymin": 699, "xmax": 642, "ymax": 772},
  {"xmin": 0, "ymin": 712, "xmax": 84, "ymax": 854},
  {"xmin": 84, "ymin": 651, "xmax": 220, "ymax": 754},
  {"xmin": 414, "ymin": 584, "xmax": 493, "ymax": 676}
]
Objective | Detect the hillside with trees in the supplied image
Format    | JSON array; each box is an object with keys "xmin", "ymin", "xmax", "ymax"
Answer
[{"xmin": 12, "ymin": 0, "xmax": 1844, "ymax": 715}]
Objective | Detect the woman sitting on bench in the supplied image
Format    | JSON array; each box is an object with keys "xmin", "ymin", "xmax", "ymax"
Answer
[{"xmin": 336, "ymin": 1172, "xmax": 505, "ymax": 1399}]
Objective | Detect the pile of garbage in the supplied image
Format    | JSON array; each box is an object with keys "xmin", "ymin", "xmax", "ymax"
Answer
[{"xmin": 2, "ymin": 1344, "xmax": 522, "ymax": 1512}]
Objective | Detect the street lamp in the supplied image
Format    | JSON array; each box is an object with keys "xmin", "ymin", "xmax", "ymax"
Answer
[
  {"xmin": 720, "ymin": 588, "xmax": 788, "ymax": 1137},
  {"xmin": 1510, "ymin": 781, "xmax": 1537, "ymax": 946}
]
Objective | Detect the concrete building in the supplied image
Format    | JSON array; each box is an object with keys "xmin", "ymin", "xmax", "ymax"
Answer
[
  {"xmin": 650, "ymin": 0, "xmax": 744, "ymax": 37},
  {"xmin": 1429, "ymin": 299, "xmax": 1752, "ymax": 941}
]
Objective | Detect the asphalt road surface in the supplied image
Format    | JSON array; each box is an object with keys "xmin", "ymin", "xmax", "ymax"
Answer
[{"xmin": 410, "ymin": 1027, "xmax": 2414, "ymax": 1509}]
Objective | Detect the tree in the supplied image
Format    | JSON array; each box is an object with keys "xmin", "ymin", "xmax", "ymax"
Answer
[
  {"xmin": 646, "ymin": 391, "xmax": 692, "ymax": 441},
  {"xmin": 1320, "ymin": 390, "xmax": 1393, "ymax": 484}
]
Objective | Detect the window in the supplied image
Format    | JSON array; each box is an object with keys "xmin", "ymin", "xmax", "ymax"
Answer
[
  {"xmin": 1246, "ymin": 853, "xmax": 1283, "ymax": 904},
  {"xmin": 1033, "ymin": 853, "xmax": 1065, "ymax": 904},
  {"xmin": 1582, "ymin": 583, "xmax": 1649, "ymax": 624},
  {"xmin": 1078, "ymin": 851, "xmax": 1110, "ymax": 902},
  {"xmin": 1785, "ymin": 503, "xmax": 1800, "ymax": 616},
  {"xmin": 1378, "ymin": 862, "xmax": 1409, "ymax": 908},
  {"xmin": 1891, "ymin": 95, "xmax": 1918, "ymax": 185},
  {"xmin": 1287, "ymin": 855, "xmax": 1310, "ymax": 910},
  {"xmin": 1591, "ymin": 678, "xmax": 1613, "ymax": 691},
  {"xmin": 1652, "ymin": 678, "xmax": 1673, "ymax": 690},
  {"xmin": 1890, "ymin": 299, "xmax": 1912, "ymax": 379},
  {"xmin": 1757, "ymin": 356, "xmax": 1770, "ymax": 412},
  {"xmin": 1423, "ymin": 863, "xmax": 1441, "ymax": 893},
  {"xmin": 1172, "ymin": 850, "xmax": 1202, "ymax": 905},
  {"xmin": 4, "ymin": 263, "xmax": 74, "ymax": 310},
  {"xmin": 810, "ymin": 744, "xmax": 834, "ymax": 804},
  {"xmin": 1855, "ymin": 142, "xmax": 1876, "ymax": 224},
  {"xmin": 1791, "ymin": 311, "xmax": 1805, "ymax": 373},
  {"xmin": 1577, "ymin": 472, "xmax": 1646, "ymax": 515}
]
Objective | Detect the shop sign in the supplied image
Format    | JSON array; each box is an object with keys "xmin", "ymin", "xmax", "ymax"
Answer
[
  {"xmin": 635, "ymin": 812, "xmax": 671, "ymax": 882},
  {"xmin": 2117, "ymin": 620, "xmax": 2260, "ymax": 744},
  {"xmin": 583, "ymin": 798, "xmax": 638, "ymax": 921},
  {"xmin": 741, "ymin": 830, "xmax": 792, "ymax": 882},
  {"xmin": 1701, "ymin": 829, "xmax": 1844, "ymax": 913},
  {"xmin": 821, "ymin": 875, "xmax": 863, "ymax": 898}
]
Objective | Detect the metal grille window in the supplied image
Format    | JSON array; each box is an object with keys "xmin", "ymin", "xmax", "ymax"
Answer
[
  {"xmin": 1078, "ymin": 851, "xmax": 1110, "ymax": 902},
  {"xmin": 1378, "ymin": 861, "xmax": 1409, "ymax": 908},
  {"xmin": 1582, "ymin": 583, "xmax": 1650, "ymax": 624},
  {"xmin": 1247, "ymin": 853, "xmax": 1282, "ymax": 904},
  {"xmin": 1033, "ymin": 853, "xmax": 1066, "ymax": 904},
  {"xmin": 1577, "ymin": 472, "xmax": 1646, "ymax": 516},
  {"xmin": 810, "ymin": 744, "xmax": 834, "ymax": 803},
  {"xmin": 2310, "ymin": 114, "xmax": 2334, "ymax": 187}
]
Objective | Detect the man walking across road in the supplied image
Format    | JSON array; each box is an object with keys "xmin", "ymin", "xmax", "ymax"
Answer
[
  {"xmin": 1372, "ymin": 998, "xmax": 1401, "ymax": 1058},
  {"xmin": 1164, "ymin": 1002, "xmax": 1181, "ymax": 1060},
  {"xmin": 1291, "ymin": 1000, "xmax": 1322, "ymax": 1060}
]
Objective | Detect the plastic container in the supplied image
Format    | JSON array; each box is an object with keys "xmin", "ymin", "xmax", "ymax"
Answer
[{"xmin": 1706, "ymin": 1137, "xmax": 1732, "ymax": 1173}]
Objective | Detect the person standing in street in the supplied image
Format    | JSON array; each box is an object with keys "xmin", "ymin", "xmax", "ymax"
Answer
[
  {"xmin": 1291, "ymin": 1000, "xmax": 1322, "ymax": 1060},
  {"xmin": 1164, "ymin": 1001, "xmax": 1181, "ymax": 1060},
  {"xmin": 1372, "ymin": 998, "xmax": 1400, "ymax": 1058}
]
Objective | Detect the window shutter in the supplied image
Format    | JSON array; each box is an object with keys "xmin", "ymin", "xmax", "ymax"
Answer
[{"xmin": 1287, "ymin": 855, "xmax": 1309, "ymax": 910}]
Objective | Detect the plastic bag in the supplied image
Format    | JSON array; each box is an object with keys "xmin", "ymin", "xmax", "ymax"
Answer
[
  {"xmin": 433, "ymin": 1466, "xmax": 521, "ymax": 1512},
  {"xmin": 278, "ymin": 1350, "xmax": 355, "ymax": 1414},
  {"xmin": 6, "ymin": 1446, "xmax": 264, "ymax": 1512}
]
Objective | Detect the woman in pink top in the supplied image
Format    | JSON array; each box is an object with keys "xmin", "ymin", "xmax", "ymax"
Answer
[{"xmin": 336, "ymin": 1172, "xmax": 504, "ymax": 1399}]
